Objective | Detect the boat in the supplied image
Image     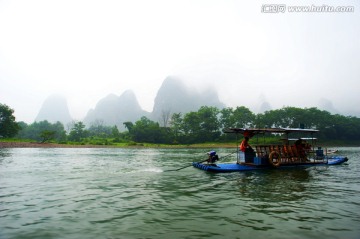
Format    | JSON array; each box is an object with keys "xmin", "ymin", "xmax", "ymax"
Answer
[{"xmin": 193, "ymin": 128, "xmax": 348, "ymax": 173}]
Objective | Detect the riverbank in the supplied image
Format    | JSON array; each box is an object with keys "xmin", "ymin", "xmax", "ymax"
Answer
[
  {"xmin": 0, "ymin": 141, "xmax": 237, "ymax": 149},
  {"xmin": 1, "ymin": 141, "xmax": 357, "ymax": 149},
  {"xmin": 0, "ymin": 142, "xmax": 116, "ymax": 148}
]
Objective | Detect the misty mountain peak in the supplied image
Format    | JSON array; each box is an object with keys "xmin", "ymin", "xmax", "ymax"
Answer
[
  {"xmin": 83, "ymin": 91, "xmax": 149, "ymax": 129},
  {"xmin": 151, "ymin": 76, "xmax": 225, "ymax": 121},
  {"xmin": 120, "ymin": 89, "xmax": 136, "ymax": 98},
  {"xmin": 35, "ymin": 94, "xmax": 73, "ymax": 125},
  {"xmin": 318, "ymin": 98, "xmax": 339, "ymax": 114},
  {"xmin": 97, "ymin": 94, "xmax": 118, "ymax": 105},
  {"xmin": 161, "ymin": 76, "xmax": 185, "ymax": 90},
  {"xmin": 119, "ymin": 90, "xmax": 140, "ymax": 108}
]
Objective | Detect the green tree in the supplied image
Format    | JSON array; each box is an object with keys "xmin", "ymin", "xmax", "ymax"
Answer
[
  {"xmin": 130, "ymin": 117, "xmax": 163, "ymax": 143},
  {"xmin": 220, "ymin": 106, "xmax": 255, "ymax": 130},
  {"xmin": 0, "ymin": 103, "xmax": 20, "ymax": 138},
  {"xmin": 197, "ymin": 106, "xmax": 220, "ymax": 142},
  {"xmin": 219, "ymin": 107, "xmax": 233, "ymax": 130},
  {"xmin": 169, "ymin": 113, "xmax": 183, "ymax": 143},
  {"xmin": 111, "ymin": 125, "xmax": 120, "ymax": 138},
  {"xmin": 40, "ymin": 130, "xmax": 56, "ymax": 143},
  {"xmin": 125, "ymin": 117, "xmax": 172, "ymax": 144},
  {"xmin": 232, "ymin": 106, "xmax": 255, "ymax": 128},
  {"xmin": 252, "ymin": 106, "xmax": 360, "ymax": 142},
  {"xmin": 328, "ymin": 114, "xmax": 360, "ymax": 141},
  {"xmin": 260, "ymin": 107, "xmax": 312, "ymax": 128},
  {"xmin": 17, "ymin": 121, "xmax": 28, "ymax": 134},
  {"xmin": 68, "ymin": 121, "xmax": 87, "ymax": 142},
  {"xmin": 181, "ymin": 106, "xmax": 220, "ymax": 143},
  {"xmin": 182, "ymin": 111, "xmax": 201, "ymax": 143},
  {"xmin": 88, "ymin": 120, "xmax": 112, "ymax": 138},
  {"xmin": 17, "ymin": 120, "xmax": 66, "ymax": 142},
  {"xmin": 123, "ymin": 121, "xmax": 134, "ymax": 132}
]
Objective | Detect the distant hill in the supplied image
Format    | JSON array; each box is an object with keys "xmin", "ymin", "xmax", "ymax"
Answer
[
  {"xmin": 258, "ymin": 101, "xmax": 272, "ymax": 113},
  {"xmin": 35, "ymin": 94, "xmax": 73, "ymax": 126},
  {"xmin": 317, "ymin": 98, "xmax": 340, "ymax": 115},
  {"xmin": 34, "ymin": 76, "xmax": 359, "ymax": 132},
  {"xmin": 35, "ymin": 77, "xmax": 226, "ymax": 130},
  {"xmin": 151, "ymin": 76, "xmax": 225, "ymax": 125},
  {"xmin": 83, "ymin": 77, "xmax": 225, "ymax": 129},
  {"xmin": 83, "ymin": 90, "xmax": 150, "ymax": 130}
]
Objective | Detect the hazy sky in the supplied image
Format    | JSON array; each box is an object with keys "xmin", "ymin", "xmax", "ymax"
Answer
[{"xmin": 1, "ymin": 0, "xmax": 359, "ymax": 123}]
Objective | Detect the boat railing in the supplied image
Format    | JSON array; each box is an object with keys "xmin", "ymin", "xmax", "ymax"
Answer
[{"xmin": 254, "ymin": 144, "xmax": 311, "ymax": 164}]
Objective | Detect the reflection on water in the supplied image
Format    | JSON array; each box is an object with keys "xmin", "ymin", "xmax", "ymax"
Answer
[
  {"xmin": 0, "ymin": 147, "xmax": 359, "ymax": 239},
  {"xmin": 233, "ymin": 169, "xmax": 312, "ymax": 202}
]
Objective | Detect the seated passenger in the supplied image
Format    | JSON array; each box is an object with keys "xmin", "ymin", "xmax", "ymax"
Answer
[{"xmin": 295, "ymin": 138, "xmax": 306, "ymax": 158}]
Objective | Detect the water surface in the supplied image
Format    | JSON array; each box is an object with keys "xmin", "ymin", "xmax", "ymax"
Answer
[{"xmin": 1, "ymin": 147, "xmax": 359, "ymax": 239}]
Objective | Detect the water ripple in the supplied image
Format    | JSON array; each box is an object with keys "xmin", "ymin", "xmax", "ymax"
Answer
[{"xmin": 0, "ymin": 147, "xmax": 359, "ymax": 239}]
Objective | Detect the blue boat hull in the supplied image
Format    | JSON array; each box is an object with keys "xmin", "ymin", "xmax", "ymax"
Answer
[
  {"xmin": 193, "ymin": 156, "xmax": 348, "ymax": 173},
  {"xmin": 327, "ymin": 156, "xmax": 348, "ymax": 165}
]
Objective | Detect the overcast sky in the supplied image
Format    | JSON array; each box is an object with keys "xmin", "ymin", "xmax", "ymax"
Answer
[{"xmin": 1, "ymin": 0, "xmax": 359, "ymax": 123}]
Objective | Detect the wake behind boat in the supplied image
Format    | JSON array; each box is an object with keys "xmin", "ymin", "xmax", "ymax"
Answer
[
  {"xmin": 327, "ymin": 149, "xmax": 339, "ymax": 154},
  {"xmin": 193, "ymin": 128, "xmax": 348, "ymax": 173}
]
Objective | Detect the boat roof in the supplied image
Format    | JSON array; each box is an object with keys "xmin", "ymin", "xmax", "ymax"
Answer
[
  {"xmin": 285, "ymin": 137, "xmax": 318, "ymax": 141},
  {"xmin": 224, "ymin": 128, "xmax": 319, "ymax": 135}
]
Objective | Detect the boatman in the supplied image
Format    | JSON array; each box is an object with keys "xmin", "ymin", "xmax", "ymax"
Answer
[
  {"xmin": 240, "ymin": 137, "xmax": 251, "ymax": 152},
  {"xmin": 240, "ymin": 131, "xmax": 256, "ymax": 163},
  {"xmin": 240, "ymin": 131, "xmax": 254, "ymax": 152},
  {"xmin": 207, "ymin": 150, "xmax": 219, "ymax": 164}
]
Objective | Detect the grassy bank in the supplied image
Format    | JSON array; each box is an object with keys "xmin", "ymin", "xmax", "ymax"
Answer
[{"xmin": 1, "ymin": 138, "xmax": 358, "ymax": 149}]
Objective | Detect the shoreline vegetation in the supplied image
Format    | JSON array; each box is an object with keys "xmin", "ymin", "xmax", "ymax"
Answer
[
  {"xmin": 2, "ymin": 104, "xmax": 360, "ymax": 149},
  {"xmin": 0, "ymin": 141, "xmax": 358, "ymax": 149},
  {"xmin": 0, "ymin": 141, "xmax": 237, "ymax": 149}
]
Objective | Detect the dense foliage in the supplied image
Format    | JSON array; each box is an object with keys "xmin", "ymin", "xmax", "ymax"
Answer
[
  {"xmin": 2, "ymin": 102, "xmax": 360, "ymax": 145},
  {"xmin": 17, "ymin": 120, "xmax": 67, "ymax": 142},
  {"xmin": 16, "ymin": 120, "xmax": 128, "ymax": 145},
  {"xmin": 0, "ymin": 104, "xmax": 20, "ymax": 138},
  {"xmin": 125, "ymin": 106, "xmax": 360, "ymax": 145}
]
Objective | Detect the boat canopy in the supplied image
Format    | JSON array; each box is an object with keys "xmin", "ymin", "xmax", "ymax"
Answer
[
  {"xmin": 285, "ymin": 138, "xmax": 318, "ymax": 141},
  {"xmin": 224, "ymin": 128, "xmax": 319, "ymax": 137}
]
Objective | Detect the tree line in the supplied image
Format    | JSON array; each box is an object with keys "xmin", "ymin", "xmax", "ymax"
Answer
[{"xmin": 1, "ymin": 103, "xmax": 360, "ymax": 145}]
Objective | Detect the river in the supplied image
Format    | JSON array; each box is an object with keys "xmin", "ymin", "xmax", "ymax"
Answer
[{"xmin": 1, "ymin": 147, "xmax": 359, "ymax": 239}]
